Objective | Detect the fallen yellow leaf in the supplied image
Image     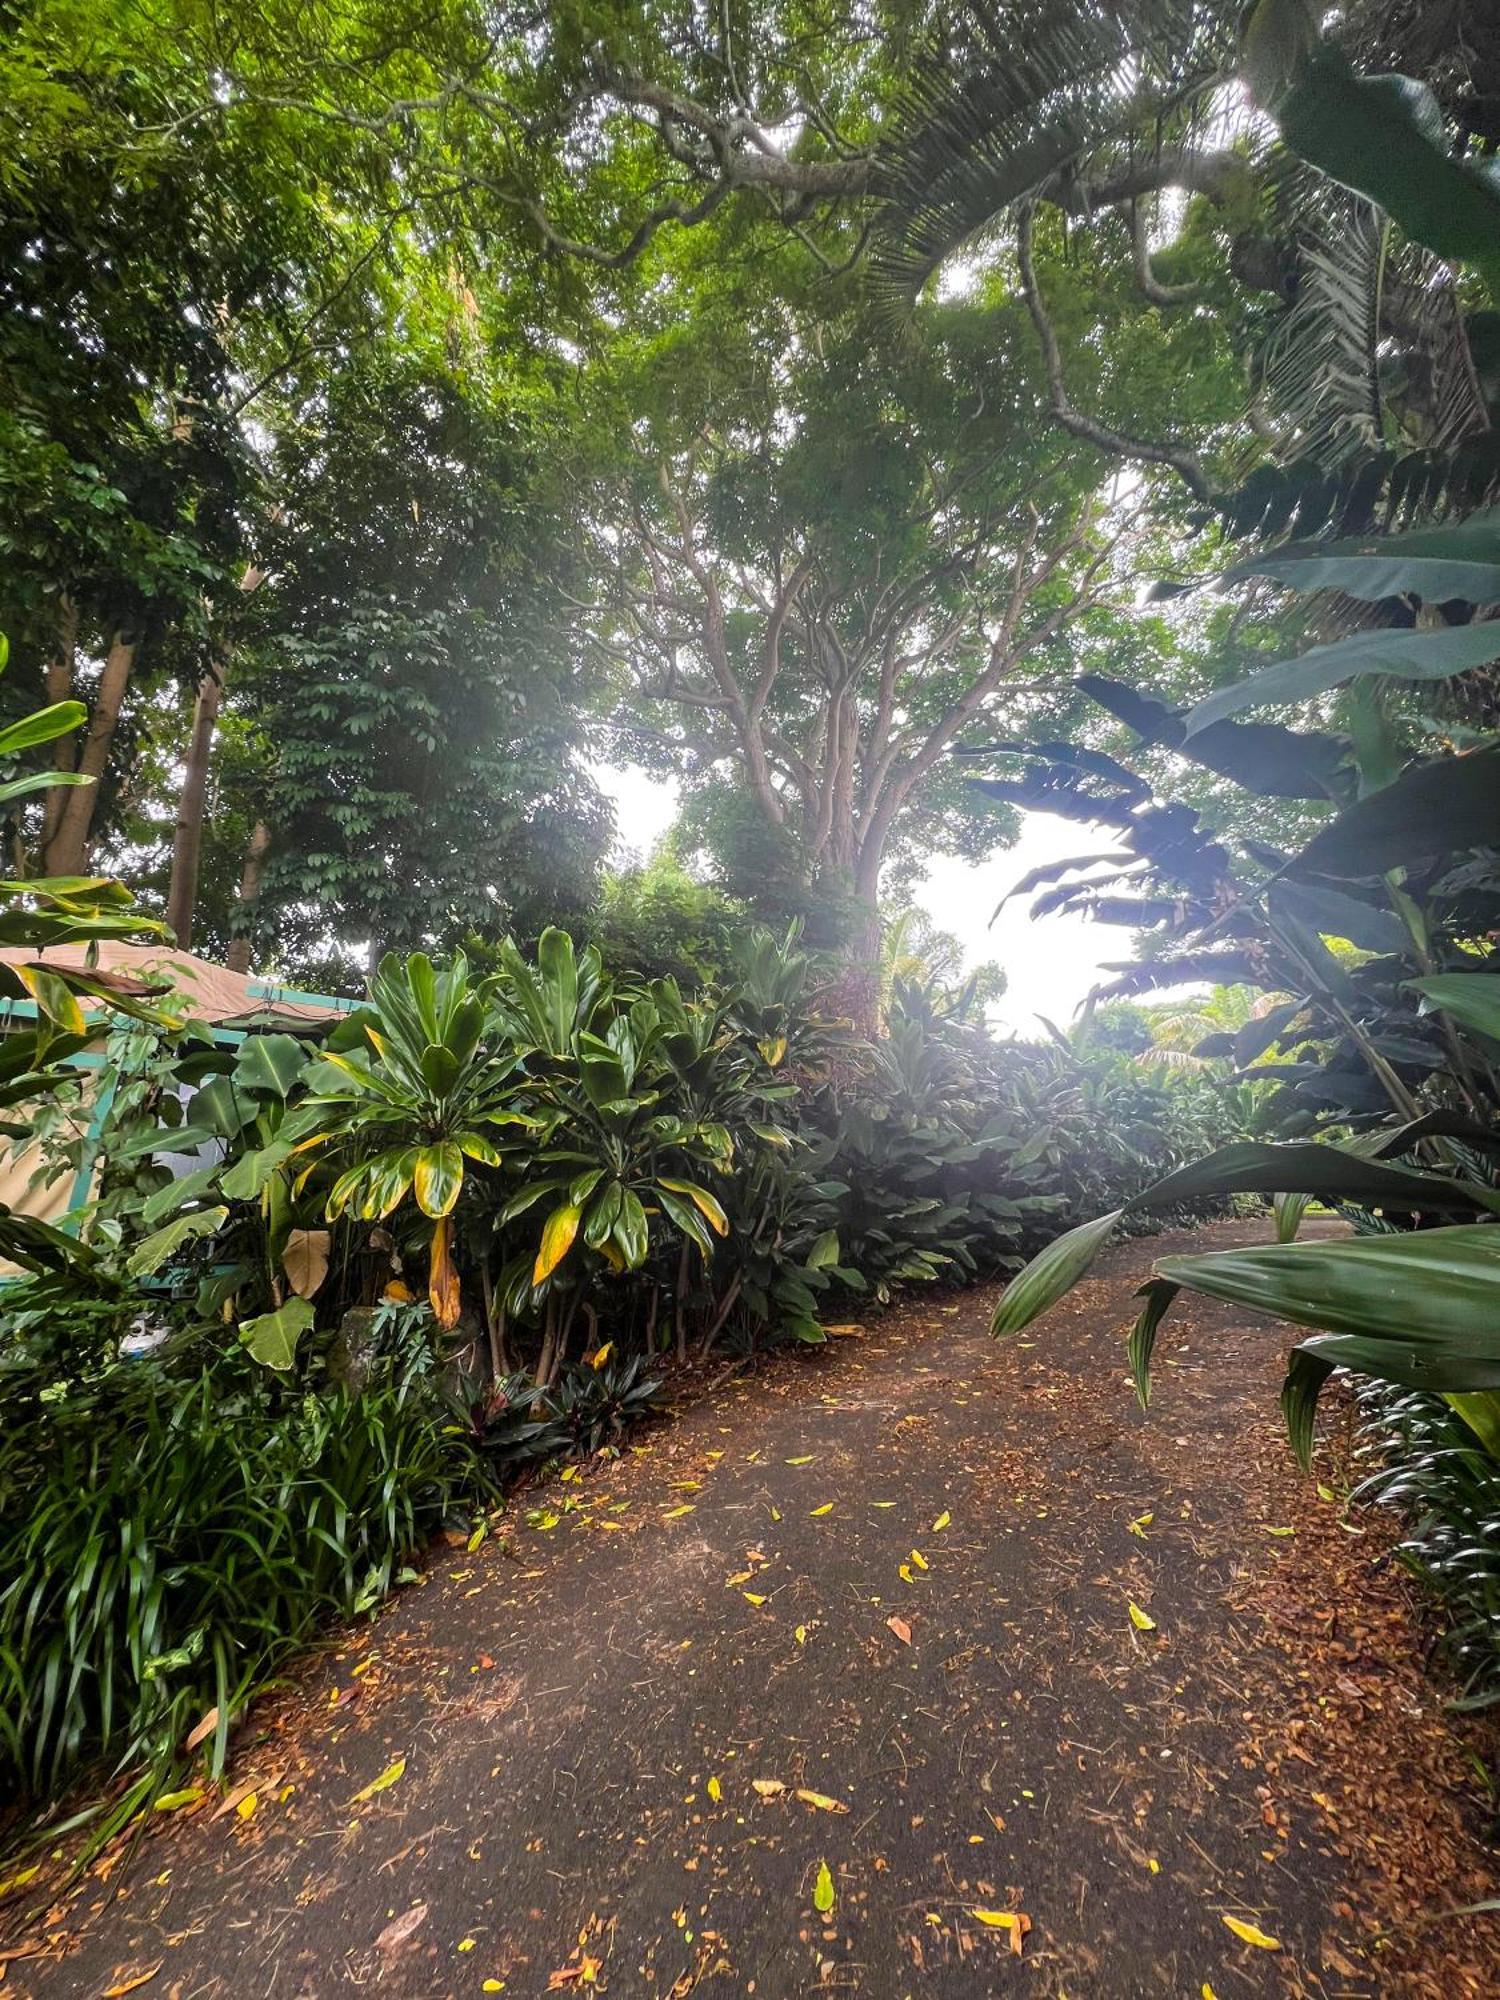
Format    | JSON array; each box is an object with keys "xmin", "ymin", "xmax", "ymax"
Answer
[
  {"xmin": 813, "ymin": 1860, "xmax": 835, "ymax": 1914},
  {"xmin": 743, "ymin": 1592, "xmax": 768, "ymax": 1607},
  {"xmin": 1221, "ymin": 1915, "xmax": 1280, "ymax": 1950},
  {"xmin": 102, "ymin": 1967, "xmax": 164, "ymax": 1997},
  {"xmin": 235, "ymin": 1792, "xmax": 257, "ymax": 1821},
  {"xmin": 795, "ymin": 1790, "xmax": 848, "ymax": 1813},
  {"xmin": 794, "ymin": 1624, "xmax": 808, "ymax": 1644},
  {"xmin": 1128, "ymin": 1601, "xmax": 1157, "ymax": 1632},
  {"xmin": 909, "ymin": 1548, "xmax": 928, "ymax": 1570},
  {"xmin": 898, "ymin": 1563, "xmax": 914, "ymax": 1584},
  {"xmin": 931, "ymin": 1511, "xmax": 951, "ymax": 1531},
  {"xmin": 707, "ymin": 1777, "xmax": 722, "ymax": 1802},
  {"xmin": 786, "ymin": 1455, "xmax": 814, "ymax": 1465},
  {"xmin": 752, "ymin": 1778, "xmax": 786, "ymax": 1798},
  {"xmin": 153, "ymin": 1786, "xmax": 204, "ymax": 1812},
  {"xmin": 350, "ymin": 1756, "xmax": 406, "ymax": 1805},
  {"xmin": 810, "ymin": 1503, "xmax": 833, "ymax": 1516}
]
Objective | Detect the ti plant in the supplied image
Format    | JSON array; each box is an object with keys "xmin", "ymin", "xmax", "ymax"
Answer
[{"xmin": 290, "ymin": 950, "xmax": 535, "ymax": 1328}]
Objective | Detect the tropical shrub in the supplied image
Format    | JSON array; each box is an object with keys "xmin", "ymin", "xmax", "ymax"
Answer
[
  {"xmin": 0, "ymin": 1338, "xmax": 484, "ymax": 1816},
  {"xmin": 983, "ymin": 510, "xmax": 1500, "ymax": 1470},
  {"xmin": 1355, "ymin": 1384, "xmax": 1500, "ymax": 1711}
]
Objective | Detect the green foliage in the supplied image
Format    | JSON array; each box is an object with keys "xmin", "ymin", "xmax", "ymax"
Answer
[
  {"xmin": 0, "ymin": 1341, "xmax": 483, "ymax": 1809},
  {"xmin": 1356, "ymin": 1385, "xmax": 1500, "ymax": 1708},
  {"xmin": 984, "ymin": 497, "xmax": 1500, "ymax": 1465}
]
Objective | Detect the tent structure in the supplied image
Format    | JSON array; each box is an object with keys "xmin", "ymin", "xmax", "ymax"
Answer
[
  {"xmin": 0, "ymin": 944, "xmax": 356, "ymax": 1265},
  {"xmin": 0, "ymin": 941, "xmax": 355, "ymax": 1033}
]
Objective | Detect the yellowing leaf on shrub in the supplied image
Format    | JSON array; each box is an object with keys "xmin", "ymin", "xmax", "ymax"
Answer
[
  {"xmin": 1221, "ymin": 1915, "xmax": 1279, "ymax": 1950},
  {"xmin": 931, "ymin": 1510, "xmax": 951, "ymax": 1532},
  {"xmin": 533, "ymin": 1202, "xmax": 582, "ymax": 1285},
  {"xmin": 813, "ymin": 1861, "xmax": 835, "ymax": 1914},
  {"xmin": 590, "ymin": 1342, "xmax": 613, "ymax": 1369},
  {"xmin": 707, "ymin": 1777, "xmax": 722, "ymax": 1802},
  {"xmin": 795, "ymin": 1790, "xmax": 847, "ymax": 1813},
  {"xmin": 1128, "ymin": 1601, "xmax": 1157, "ymax": 1632},
  {"xmin": 351, "ymin": 1756, "xmax": 406, "ymax": 1805}
]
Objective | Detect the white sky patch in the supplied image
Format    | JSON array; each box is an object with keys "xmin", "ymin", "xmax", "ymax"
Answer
[{"xmin": 596, "ymin": 762, "xmax": 1136, "ymax": 1035}]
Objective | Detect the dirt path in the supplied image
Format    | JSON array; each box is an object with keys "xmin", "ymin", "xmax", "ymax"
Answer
[{"xmin": 10, "ymin": 1221, "xmax": 1499, "ymax": 1999}]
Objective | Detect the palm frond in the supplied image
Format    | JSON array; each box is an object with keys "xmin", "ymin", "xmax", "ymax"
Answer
[
  {"xmin": 1258, "ymin": 200, "xmax": 1389, "ymax": 467},
  {"xmin": 870, "ymin": 0, "xmax": 1238, "ymax": 302}
]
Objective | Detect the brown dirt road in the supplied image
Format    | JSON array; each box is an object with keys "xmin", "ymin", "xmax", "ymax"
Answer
[{"xmin": 8, "ymin": 1220, "xmax": 1499, "ymax": 1998}]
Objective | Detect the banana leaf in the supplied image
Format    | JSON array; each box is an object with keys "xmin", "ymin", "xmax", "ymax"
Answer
[
  {"xmin": 1224, "ymin": 507, "xmax": 1500, "ymax": 606},
  {"xmin": 1185, "ymin": 621, "xmax": 1500, "ymax": 736}
]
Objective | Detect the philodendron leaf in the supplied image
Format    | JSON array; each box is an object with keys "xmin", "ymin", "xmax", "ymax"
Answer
[
  {"xmin": 238, "ymin": 1296, "xmax": 316, "ymax": 1370},
  {"xmin": 127, "ymin": 1205, "xmax": 228, "ymax": 1276},
  {"xmin": 990, "ymin": 1208, "xmax": 1123, "ymax": 1338},
  {"xmin": 1185, "ymin": 621, "xmax": 1500, "ymax": 736}
]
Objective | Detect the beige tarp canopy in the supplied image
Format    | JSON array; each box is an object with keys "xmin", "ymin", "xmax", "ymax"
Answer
[{"xmin": 0, "ymin": 941, "xmax": 353, "ymax": 1031}]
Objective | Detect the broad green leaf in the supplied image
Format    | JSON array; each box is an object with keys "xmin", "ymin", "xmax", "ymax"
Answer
[
  {"xmin": 1295, "ymin": 66, "xmax": 1500, "ymax": 295},
  {"xmin": 1126, "ymin": 1278, "xmax": 1180, "ymax": 1408},
  {"xmin": 1133, "ymin": 1139, "xmax": 1500, "ymax": 1218},
  {"xmin": 233, "ymin": 1033, "xmax": 308, "ymax": 1099},
  {"xmin": 238, "ymin": 1296, "xmax": 316, "ymax": 1370},
  {"xmin": 805, "ymin": 1228, "xmax": 841, "ymax": 1269},
  {"xmin": 1273, "ymin": 1191, "xmax": 1313, "ymax": 1243},
  {"xmin": 141, "ymin": 1166, "xmax": 220, "ymax": 1229},
  {"xmin": 127, "ymin": 1205, "xmax": 228, "ymax": 1276},
  {"xmin": 1155, "ymin": 1226, "xmax": 1500, "ymax": 1398},
  {"xmin": 9, "ymin": 963, "xmax": 86, "ymax": 1033},
  {"xmin": 412, "ymin": 1140, "xmax": 463, "ymax": 1218},
  {"xmin": 613, "ymin": 1188, "xmax": 650, "ymax": 1268},
  {"xmin": 220, "ymin": 1140, "xmax": 295, "ymax": 1201},
  {"xmin": 1185, "ymin": 621, "xmax": 1500, "ymax": 737},
  {"xmin": 658, "ymin": 1177, "xmax": 729, "ymax": 1236},
  {"xmin": 533, "ymin": 1200, "xmax": 582, "ymax": 1283},
  {"xmin": 1410, "ymin": 974, "xmax": 1500, "ymax": 1044},
  {"xmin": 1287, "ymin": 743, "xmax": 1500, "ymax": 880},
  {"xmin": 1280, "ymin": 1348, "xmax": 1335, "ymax": 1471},
  {"xmin": 1224, "ymin": 507, "xmax": 1500, "ymax": 606},
  {"xmin": 0, "ymin": 699, "xmax": 88, "ymax": 756},
  {"xmin": 990, "ymin": 1209, "xmax": 1123, "ymax": 1338}
]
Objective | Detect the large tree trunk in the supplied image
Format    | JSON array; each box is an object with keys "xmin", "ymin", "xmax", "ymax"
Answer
[
  {"xmin": 39, "ymin": 594, "xmax": 79, "ymax": 854},
  {"xmin": 165, "ymin": 658, "xmax": 224, "ymax": 948},
  {"xmin": 226, "ymin": 820, "xmax": 270, "ymax": 974},
  {"xmin": 42, "ymin": 628, "xmax": 137, "ymax": 878}
]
